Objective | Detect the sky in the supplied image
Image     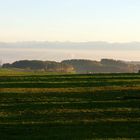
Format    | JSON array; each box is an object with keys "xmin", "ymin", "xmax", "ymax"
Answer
[
  {"xmin": 0, "ymin": 0, "xmax": 140, "ymax": 42},
  {"xmin": 0, "ymin": 0, "xmax": 140, "ymax": 62}
]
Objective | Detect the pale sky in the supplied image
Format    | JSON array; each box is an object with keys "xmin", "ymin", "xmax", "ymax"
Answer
[{"xmin": 0, "ymin": 0, "xmax": 140, "ymax": 42}]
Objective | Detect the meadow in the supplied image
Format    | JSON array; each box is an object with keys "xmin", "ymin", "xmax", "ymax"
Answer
[{"xmin": 0, "ymin": 70, "xmax": 140, "ymax": 139}]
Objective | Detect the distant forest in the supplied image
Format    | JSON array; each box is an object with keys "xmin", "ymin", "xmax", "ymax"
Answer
[{"xmin": 1, "ymin": 59, "xmax": 140, "ymax": 73}]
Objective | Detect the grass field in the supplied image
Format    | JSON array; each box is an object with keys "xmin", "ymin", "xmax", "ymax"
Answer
[{"xmin": 0, "ymin": 71, "xmax": 140, "ymax": 139}]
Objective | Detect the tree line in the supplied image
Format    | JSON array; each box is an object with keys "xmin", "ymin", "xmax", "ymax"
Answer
[{"xmin": 2, "ymin": 59, "xmax": 140, "ymax": 73}]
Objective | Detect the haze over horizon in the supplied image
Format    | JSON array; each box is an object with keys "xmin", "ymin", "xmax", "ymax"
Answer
[{"xmin": 0, "ymin": 41, "xmax": 140, "ymax": 63}]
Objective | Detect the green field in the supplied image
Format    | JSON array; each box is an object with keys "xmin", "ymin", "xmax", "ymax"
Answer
[{"xmin": 0, "ymin": 72, "xmax": 140, "ymax": 140}]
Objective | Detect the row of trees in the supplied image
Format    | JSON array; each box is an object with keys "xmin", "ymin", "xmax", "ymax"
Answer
[
  {"xmin": 2, "ymin": 59, "xmax": 140, "ymax": 73},
  {"xmin": 3, "ymin": 60, "xmax": 74, "ymax": 73},
  {"xmin": 62, "ymin": 59, "xmax": 140, "ymax": 73}
]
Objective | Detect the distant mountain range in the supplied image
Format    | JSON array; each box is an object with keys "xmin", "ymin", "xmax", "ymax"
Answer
[
  {"xmin": 0, "ymin": 41, "xmax": 140, "ymax": 50},
  {"xmin": 0, "ymin": 41, "xmax": 140, "ymax": 64}
]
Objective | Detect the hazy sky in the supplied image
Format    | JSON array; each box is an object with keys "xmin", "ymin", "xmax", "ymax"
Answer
[{"xmin": 0, "ymin": 0, "xmax": 140, "ymax": 42}]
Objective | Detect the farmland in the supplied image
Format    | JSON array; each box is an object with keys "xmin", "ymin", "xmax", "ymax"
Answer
[{"xmin": 0, "ymin": 72, "xmax": 140, "ymax": 139}]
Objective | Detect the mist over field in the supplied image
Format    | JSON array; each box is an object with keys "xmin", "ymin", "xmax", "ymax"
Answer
[{"xmin": 0, "ymin": 41, "xmax": 140, "ymax": 63}]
